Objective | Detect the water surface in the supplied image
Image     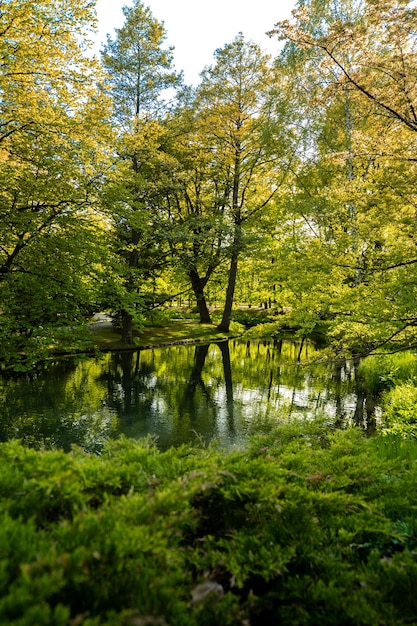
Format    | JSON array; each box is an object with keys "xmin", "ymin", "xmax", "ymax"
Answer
[{"xmin": 0, "ymin": 339, "xmax": 377, "ymax": 451}]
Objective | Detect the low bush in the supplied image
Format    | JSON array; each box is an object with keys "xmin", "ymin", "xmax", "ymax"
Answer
[
  {"xmin": 143, "ymin": 307, "xmax": 192, "ymax": 327},
  {"xmin": 231, "ymin": 309, "xmax": 278, "ymax": 328},
  {"xmin": 1, "ymin": 425, "xmax": 417, "ymax": 624}
]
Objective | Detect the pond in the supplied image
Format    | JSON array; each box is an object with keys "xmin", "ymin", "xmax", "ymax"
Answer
[{"xmin": 0, "ymin": 339, "xmax": 379, "ymax": 451}]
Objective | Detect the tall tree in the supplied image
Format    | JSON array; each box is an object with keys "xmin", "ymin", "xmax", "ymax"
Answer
[
  {"xmin": 194, "ymin": 34, "xmax": 285, "ymax": 332},
  {"xmin": 160, "ymin": 100, "xmax": 232, "ymax": 324},
  {"xmin": 101, "ymin": 0, "xmax": 182, "ymax": 344},
  {"xmin": 271, "ymin": 0, "xmax": 417, "ymax": 135},
  {"xmin": 0, "ymin": 0, "xmax": 112, "ymax": 357},
  {"xmin": 267, "ymin": 0, "xmax": 417, "ymax": 354}
]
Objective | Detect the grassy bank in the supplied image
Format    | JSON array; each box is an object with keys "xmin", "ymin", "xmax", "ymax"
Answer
[
  {"xmin": 3, "ymin": 317, "xmax": 245, "ymax": 371},
  {"xmin": 90, "ymin": 319, "xmax": 243, "ymax": 352},
  {"xmin": 1, "ymin": 422, "xmax": 417, "ymax": 624}
]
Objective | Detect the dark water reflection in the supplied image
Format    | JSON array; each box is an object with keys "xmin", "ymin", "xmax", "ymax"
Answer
[{"xmin": 0, "ymin": 339, "xmax": 379, "ymax": 451}]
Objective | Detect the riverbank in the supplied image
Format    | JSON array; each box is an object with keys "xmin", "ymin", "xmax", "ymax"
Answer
[
  {"xmin": 0, "ymin": 316, "xmax": 246, "ymax": 371},
  {"xmin": 88, "ymin": 317, "xmax": 244, "ymax": 352}
]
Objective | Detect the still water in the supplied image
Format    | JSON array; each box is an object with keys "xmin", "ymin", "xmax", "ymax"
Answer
[{"xmin": 0, "ymin": 339, "xmax": 378, "ymax": 451}]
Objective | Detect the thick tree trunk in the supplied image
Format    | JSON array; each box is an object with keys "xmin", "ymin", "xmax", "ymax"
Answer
[
  {"xmin": 217, "ymin": 227, "xmax": 241, "ymax": 332},
  {"xmin": 218, "ymin": 138, "xmax": 242, "ymax": 333},
  {"xmin": 120, "ymin": 228, "xmax": 140, "ymax": 345},
  {"xmin": 121, "ymin": 310, "xmax": 134, "ymax": 345},
  {"xmin": 189, "ymin": 268, "xmax": 212, "ymax": 324}
]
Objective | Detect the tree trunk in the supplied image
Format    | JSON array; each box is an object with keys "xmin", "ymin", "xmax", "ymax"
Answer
[
  {"xmin": 189, "ymin": 268, "xmax": 212, "ymax": 323},
  {"xmin": 120, "ymin": 228, "xmax": 140, "ymax": 345},
  {"xmin": 218, "ymin": 134, "xmax": 242, "ymax": 333},
  {"xmin": 217, "ymin": 227, "xmax": 241, "ymax": 332},
  {"xmin": 121, "ymin": 310, "xmax": 134, "ymax": 345}
]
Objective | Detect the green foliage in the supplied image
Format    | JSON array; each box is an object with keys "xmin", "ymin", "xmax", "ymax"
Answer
[
  {"xmin": 371, "ymin": 433, "xmax": 417, "ymax": 461},
  {"xmin": 231, "ymin": 308, "xmax": 278, "ymax": 328},
  {"xmin": 0, "ymin": 0, "xmax": 113, "ymax": 364},
  {"xmin": 358, "ymin": 352, "xmax": 417, "ymax": 394},
  {"xmin": 100, "ymin": 2, "xmax": 183, "ymax": 343},
  {"xmin": 244, "ymin": 311, "xmax": 328, "ymax": 344},
  {"xmin": 101, "ymin": 0, "xmax": 180, "ymax": 123},
  {"xmin": 209, "ymin": 315, "xmax": 245, "ymax": 336},
  {"xmin": 244, "ymin": 320, "xmax": 286, "ymax": 339},
  {"xmin": 1, "ymin": 428, "xmax": 417, "ymax": 624},
  {"xmin": 265, "ymin": 0, "xmax": 417, "ymax": 356},
  {"xmin": 0, "ymin": 326, "xmax": 95, "ymax": 373},
  {"xmin": 381, "ymin": 383, "xmax": 417, "ymax": 438},
  {"xmin": 143, "ymin": 306, "xmax": 193, "ymax": 327}
]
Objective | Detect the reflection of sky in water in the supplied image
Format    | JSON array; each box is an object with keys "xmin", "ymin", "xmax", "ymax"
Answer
[{"xmin": 0, "ymin": 340, "xmax": 379, "ymax": 450}]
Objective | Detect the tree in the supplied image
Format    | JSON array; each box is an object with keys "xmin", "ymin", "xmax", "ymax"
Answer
[
  {"xmin": 267, "ymin": 0, "xmax": 417, "ymax": 354},
  {"xmin": 101, "ymin": 0, "xmax": 182, "ymax": 344},
  {"xmin": 158, "ymin": 99, "xmax": 232, "ymax": 324},
  {"xmin": 0, "ymin": 0, "xmax": 112, "ymax": 358},
  {"xmin": 194, "ymin": 34, "xmax": 284, "ymax": 332},
  {"xmin": 271, "ymin": 0, "xmax": 417, "ymax": 134}
]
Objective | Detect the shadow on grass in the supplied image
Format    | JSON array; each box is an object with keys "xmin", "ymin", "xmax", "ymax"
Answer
[{"xmin": 90, "ymin": 320, "xmax": 239, "ymax": 352}]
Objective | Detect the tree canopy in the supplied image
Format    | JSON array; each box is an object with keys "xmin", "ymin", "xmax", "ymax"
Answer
[
  {"xmin": 0, "ymin": 0, "xmax": 112, "ymax": 359},
  {"xmin": 2, "ymin": 0, "xmax": 417, "ymax": 362}
]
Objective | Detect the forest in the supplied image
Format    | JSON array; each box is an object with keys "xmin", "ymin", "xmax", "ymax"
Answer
[
  {"xmin": 2, "ymin": 0, "xmax": 417, "ymax": 364},
  {"xmin": 2, "ymin": 1, "xmax": 417, "ymax": 624}
]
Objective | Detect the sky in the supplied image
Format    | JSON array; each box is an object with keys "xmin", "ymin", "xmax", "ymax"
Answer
[{"xmin": 95, "ymin": 0, "xmax": 297, "ymax": 85}]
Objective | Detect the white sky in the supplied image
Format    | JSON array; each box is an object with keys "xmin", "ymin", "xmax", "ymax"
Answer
[{"xmin": 94, "ymin": 0, "xmax": 297, "ymax": 85}]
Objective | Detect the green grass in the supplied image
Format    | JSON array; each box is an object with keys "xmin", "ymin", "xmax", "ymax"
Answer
[
  {"xmin": 90, "ymin": 319, "xmax": 244, "ymax": 351},
  {"xmin": 371, "ymin": 432, "xmax": 417, "ymax": 460},
  {"xmin": 358, "ymin": 351, "xmax": 417, "ymax": 393}
]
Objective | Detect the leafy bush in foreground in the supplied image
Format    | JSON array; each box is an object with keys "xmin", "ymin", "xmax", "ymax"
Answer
[{"xmin": 1, "ymin": 425, "xmax": 417, "ymax": 625}]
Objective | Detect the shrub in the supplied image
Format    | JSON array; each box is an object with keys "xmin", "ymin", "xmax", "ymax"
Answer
[
  {"xmin": 1, "ymin": 428, "xmax": 417, "ymax": 624},
  {"xmin": 231, "ymin": 309, "xmax": 278, "ymax": 328}
]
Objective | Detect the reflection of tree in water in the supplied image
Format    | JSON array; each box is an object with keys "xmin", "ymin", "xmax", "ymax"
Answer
[
  {"xmin": 99, "ymin": 350, "xmax": 157, "ymax": 431},
  {"xmin": 183, "ymin": 344, "xmax": 210, "ymax": 397},
  {"xmin": 111, "ymin": 351, "xmax": 142, "ymax": 413},
  {"xmin": 327, "ymin": 357, "xmax": 378, "ymax": 433},
  {"xmin": 103, "ymin": 344, "xmax": 379, "ymax": 443},
  {"xmin": 332, "ymin": 360, "xmax": 345, "ymax": 427},
  {"xmin": 0, "ymin": 358, "xmax": 119, "ymax": 451},
  {"xmin": 175, "ymin": 344, "xmax": 215, "ymax": 440},
  {"xmin": 100, "ymin": 342, "xmax": 238, "ymax": 445},
  {"xmin": 352, "ymin": 358, "xmax": 377, "ymax": 434},
  {"xmin": 218, "ymin": 341, "xmax": 234, "ymax": 432},
  {"xmin": 0, "ymin": 339, "xmax": 384, "ymax": 451},
  {"xmin": 268, "ymin": 339, "xmax": 282, "ymax": 401},
  {"xmin": 179, "ymin": 342, "xmax": 235, "ymax": 438}
]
